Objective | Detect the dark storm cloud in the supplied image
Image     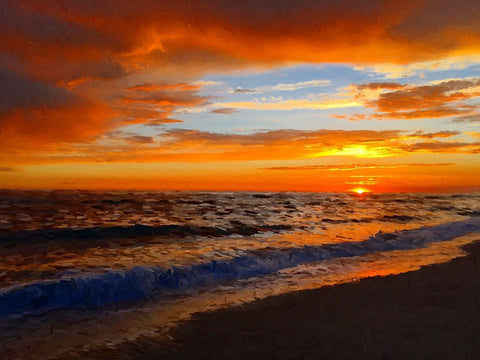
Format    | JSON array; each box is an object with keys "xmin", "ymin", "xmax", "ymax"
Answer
[{"xmin": 0, "ymin": 69, "xmax": 73, "ymax": 113}]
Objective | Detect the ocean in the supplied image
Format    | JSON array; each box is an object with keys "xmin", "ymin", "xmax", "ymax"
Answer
[{"xmin": 1, "ymin": 190, "xmax": 480, "ymax": 359}]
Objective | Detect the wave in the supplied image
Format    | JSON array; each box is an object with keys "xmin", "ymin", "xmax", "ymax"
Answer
[
  {"xmin": 1, "ymin": 218, "xmax": 480, "ymax": 317},
  {"xmin": 0, "ymin": 223, "xmax": 293, "ymax": 250}
]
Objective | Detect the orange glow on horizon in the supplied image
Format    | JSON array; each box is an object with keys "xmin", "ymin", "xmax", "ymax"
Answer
[{"xmin": 2, "ymin": 159, "xmax": 479, "ymax": 193}]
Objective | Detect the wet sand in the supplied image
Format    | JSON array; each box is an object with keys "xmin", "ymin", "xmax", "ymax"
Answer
[{"xmin": 59, "ymin": 238, "xmax": 480, "ymax": 360}]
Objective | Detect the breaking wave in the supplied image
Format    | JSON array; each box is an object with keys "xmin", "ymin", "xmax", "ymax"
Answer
[{"xmin": 1, "ymin": 218, "xmax": 480, "ymax": 317}]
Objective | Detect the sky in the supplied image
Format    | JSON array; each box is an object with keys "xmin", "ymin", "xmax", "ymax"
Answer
[{"xmin": 1, "ymin": 0, "xmax": 480, "ymax": 193}]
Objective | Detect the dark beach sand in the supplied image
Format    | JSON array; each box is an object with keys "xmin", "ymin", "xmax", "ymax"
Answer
[{"xmin": 64, "ymin": 239, "xmax": 480, "ymax": 360}]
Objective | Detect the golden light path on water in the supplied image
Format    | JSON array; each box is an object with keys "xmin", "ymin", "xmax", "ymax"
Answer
[{"xmin": 4, "ymin": 233, "xmax": 480, "ymax": 360}]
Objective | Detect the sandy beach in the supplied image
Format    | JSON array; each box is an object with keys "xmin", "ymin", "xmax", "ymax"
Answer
[{"xmin": 55, "ymin": 237, "xmax": 480, "ymax": 360}]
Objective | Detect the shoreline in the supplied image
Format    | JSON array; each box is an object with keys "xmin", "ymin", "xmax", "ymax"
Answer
[{"xmin": 57, "ymin": 235, "xmax": 480, "ymax": 360}]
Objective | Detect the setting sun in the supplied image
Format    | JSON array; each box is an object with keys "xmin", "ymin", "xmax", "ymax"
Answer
[{"xmin": 352, "ymin": 188, "xmax": 370, "ymax": 194}]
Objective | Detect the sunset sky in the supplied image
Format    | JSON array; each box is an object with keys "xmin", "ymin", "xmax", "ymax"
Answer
[{"xmin": 1, "ymin": 0, "xmax": 480, "ymax": 192}]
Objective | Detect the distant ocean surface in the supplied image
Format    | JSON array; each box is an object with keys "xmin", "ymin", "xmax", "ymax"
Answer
[{"xmin": 1, "ymin": 190, "xmax": 480, "ymax": 359}]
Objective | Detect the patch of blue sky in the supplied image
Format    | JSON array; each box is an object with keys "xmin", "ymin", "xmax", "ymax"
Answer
[
  {"xmin": 156, "ymin": 61, "xmax": 478, "ymax": 136},
  {"xmin": 200, "ymin": 64, "xmax": 365, "ymax": 95}
]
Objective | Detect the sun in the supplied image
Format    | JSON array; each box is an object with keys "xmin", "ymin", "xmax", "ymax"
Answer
[{"xmin": 351, "ymin": 187, "xmax": 370, "ymax": 194}]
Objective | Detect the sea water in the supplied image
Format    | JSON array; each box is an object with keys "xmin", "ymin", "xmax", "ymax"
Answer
[{"xmin": 1, "ymin": 190, "xmax": 479, "ymax": 359}]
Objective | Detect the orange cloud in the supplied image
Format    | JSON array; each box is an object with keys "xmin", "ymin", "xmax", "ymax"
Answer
[
  {"xmin": 3, "ymin": 128, "xmax": 477, "ymax": 167},
  {"xmin": 2, "ymin": 0, "xmax": 480, "ymax": 165},
  {"xmin": 263, "ymin": 163, "xmax": 454, "ymax": 171},
  {"xmin": 4, "ymin": 1, "xmax": 480, "ymax": 88},
  {"xmin": 117, "ymin": 85, "xmax": 209, "ymax": 125},
  {"xmin": 371, "ymin": 79, "xmax": 480, "ymax": 113},
  {"xmin": 403, "ymin": 131, "xmax": 459, "ymax": 139},
  {"xmin": 345, "ymin": 79, "xmax": 480, "ymax": 121},
  {"xmin": 0, "ymin": 100, "xmax": 117, "ymax": 151},
  {"xmin": 373, "ymin": 107, "xmax": 474, "ymax": 120},
  {"xmin": 127, "ymin": 83, "xmax": 201, "ymax": 92},
  {"xmin": 355, "ymin": 82, "xmax": 407, "ymax": 90},
  {"xmin": 400, "ymin": 141, "xmax": 480, "ymax": 154}
]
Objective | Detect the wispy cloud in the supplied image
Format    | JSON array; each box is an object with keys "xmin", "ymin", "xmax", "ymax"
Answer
[
  {"xmin": 216, "ymin": 98, "xmax": 362, "ymax": 111},
  {"xmin": 453, "ymin": 114, "xmax": 480, "ymax": 123},
  {"xmin": 404, "ymin": 131, "xmax": 459, "ymax": 139},
  {"xmin": 211, "ymin": 108, "xmax": 239, "ymax": 115},
  {"xmin": 263, "ymin": 163, "xmax": 454, "ymax": 171},
  {"xmin": 234, "ymin": 79, "xmax": 331, "ymax": 94},
  {"xmin": 399, "ymin": 141, "xmax": 480, "ymax": 154},
  {"xmin": 355, "ymin": 82, "xmax": 407, "ymax": 90},
  {"xmin": 355, "ymin": 55, "xmax": 480, "ymax": 79}
]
